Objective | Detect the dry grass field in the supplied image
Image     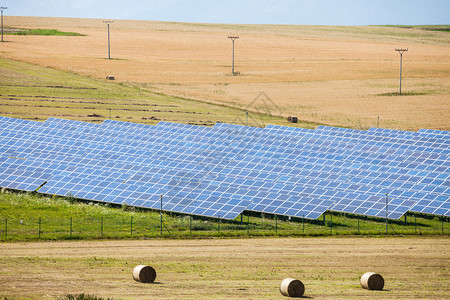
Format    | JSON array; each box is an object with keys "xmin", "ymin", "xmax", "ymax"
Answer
[
  {"xmin": 1, "ymin": 16, "xmax": 449, "ymax": 130},
  {"xmin": 0, "ymin": 237, "xmax": 448, "ymax": 299}
]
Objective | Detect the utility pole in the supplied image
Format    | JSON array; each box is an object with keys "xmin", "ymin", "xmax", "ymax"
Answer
[
  {"xmin": 395, "ymin": 48, "xmax": 408, "ymax": 95},
  {"xmin": 1, "ymin": 7, "xmax": 7, "ymax": 42},
  {"xmin": 103, "ymin": 20, "xmax": 114, "ymax": 59},
  {"xmin": 228, "ymin": 36, "xmax": 239, "ymax": 75}
]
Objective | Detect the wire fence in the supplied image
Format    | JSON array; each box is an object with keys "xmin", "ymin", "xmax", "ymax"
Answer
[{"xmin": 1, "ymin": 213, "xmax": 448, "ymax": 241}]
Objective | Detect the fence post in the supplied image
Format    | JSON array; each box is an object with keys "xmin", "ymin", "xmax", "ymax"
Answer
[
  {"xmin": 100, "ymin": 216, "xmax": 103, "ymax": 237},
  {"xmin": 217, "ymin": 216, "xmax": 220, "ymax": 234},
  {"xmin": 414, "ymin": 215, "xmax": 417, "ymax": 234},
  {"xmin": 302, "ymin": 215, "xmax": 305, "ymax": 234},
  {"xmin": 70, "ymin": 217, "xmax": 73, "ymax": 237},
  {"xmin": 330, "ymin": 213, "xmax": 332, "ymax": 234},
  {"xmin": 130, "ymin": 216, "xmax": 133, "ymax": 237},
  {"xmin": 247, "ymin": 214, "xmax": 249, "ymax": 235},
  {"xmin": 275, "ymin": 215, "xmax": 278, "ymax": 235},
  {"xmin": 442, "ymin": 215, "xmax": 444, "ymax": 234},
  {"xmin": 4, "ymin": 217, "xmax": 7, "ymax": 240},
  {"xmin": 357, "ymin": 217, "xmax": 360, "ymax": 233},
  {"xmin": 189, "ymin": 215, "xmax": 192, "ymax": 236},
  {"xmin": 38, "ymin": 217, "xmax": 41, "ymax": 239}
]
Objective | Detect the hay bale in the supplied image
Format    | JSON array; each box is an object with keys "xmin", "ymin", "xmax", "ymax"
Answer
[
  {"xmin": 287, "ymin": 116, "xmax": 298, "ymax": 123},
  {"xmin": 280, "ymin": 278, "xmax": 304, "ymax": 297},
  {"xmin": 360, "ymin": 272, "xmax": 384, "ymax": 290},
  {"xmin": 133, "ymin": 265, "xmax": 156, "ymax": 283}
]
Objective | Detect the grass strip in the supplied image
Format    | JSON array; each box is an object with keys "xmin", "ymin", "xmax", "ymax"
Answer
[
  {"xmin": 0, "ymin": 190, "xmax": 447, "ymax": 241},
  {"xmin": 6, "ymin": 28, "xmax": 86, "ymax": 36}
]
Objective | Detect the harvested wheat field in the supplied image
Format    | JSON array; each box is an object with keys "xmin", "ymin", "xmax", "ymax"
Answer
[
  {"xmin": 2, "ymin": 16, "xmax": 449, "ymax": 130},
  {"xmin": 0, "ymin": 237, "xmax": 448, "ymax": 299}
]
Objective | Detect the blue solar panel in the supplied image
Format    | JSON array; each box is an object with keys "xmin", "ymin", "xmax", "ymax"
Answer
[{"xmin": 1, "ymin": 116, "xmax": 449, "ymax": 219}]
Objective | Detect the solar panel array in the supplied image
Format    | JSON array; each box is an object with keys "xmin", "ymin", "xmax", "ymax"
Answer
[{"xmin": 0, "ymin": 116, "xmax": 448, "ymax": 220}]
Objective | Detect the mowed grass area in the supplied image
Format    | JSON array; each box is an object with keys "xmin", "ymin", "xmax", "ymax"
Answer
[
  {"xmin": 1, "ymin": 190, "xmax": 447, "ymax": 241},
  {"xmin": 2, "ymin": 16, "xmax": 449, "ymax": 130},
  {"xmin": 0, "ymin": 237, "xmax": 448, "ymax": 299},
  {"xmin": 0, "ymin": 57, "xmax": 295, "ymax": 127}
]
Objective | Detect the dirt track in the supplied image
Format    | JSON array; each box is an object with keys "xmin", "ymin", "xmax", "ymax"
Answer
[{"xmin": 0, "ymin": 237, "xmax": 448, "ymax": 299}]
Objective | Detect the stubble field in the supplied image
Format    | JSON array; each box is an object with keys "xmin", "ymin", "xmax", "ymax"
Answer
[
  {"xmin": 1, "ymin": 16, "xmax": 449, "ymax": 130},
  {"xmin": 0, "ymin": 237, "xmax": 449, "ymax": 299}
]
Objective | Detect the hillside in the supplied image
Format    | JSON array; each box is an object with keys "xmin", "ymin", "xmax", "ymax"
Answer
[{"xmin": 1, "ymin": 16, "xmax": 449, "ymax": 130}]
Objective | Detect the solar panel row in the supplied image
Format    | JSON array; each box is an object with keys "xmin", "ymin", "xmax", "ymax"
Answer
[{"xmin": 0, "ymin": 116, "xmax": 448, "ymax": 220}]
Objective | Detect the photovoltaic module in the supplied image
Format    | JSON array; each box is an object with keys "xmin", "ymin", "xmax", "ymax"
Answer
[{"xmin": 0, "ymin": 116, "xmax": 448, "ymax": 220}]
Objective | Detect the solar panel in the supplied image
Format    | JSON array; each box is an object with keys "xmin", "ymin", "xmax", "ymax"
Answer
[{"xmin": 0, "ymin": 116, "xmax": 449, "ymax": 220}]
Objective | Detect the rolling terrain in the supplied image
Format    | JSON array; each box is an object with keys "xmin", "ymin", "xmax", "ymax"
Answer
[{"xmin": 1, "ymin": 16, "xmax": 449, "ymax": 130}]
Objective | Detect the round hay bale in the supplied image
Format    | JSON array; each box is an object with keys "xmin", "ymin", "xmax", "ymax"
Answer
[
  {"xmin": 360, "ymin": 272, "xmax": 384, "ymax": 290},
  {"xmin": 133, "ymin": 265, "xmax": 156, "ymax": 283},
  {"xmin": 287, "ymin": 116, "xmax": 298, "ymax": 123},
  {"xmin": 280, "ymin": 278, "xmax": 305, "ymax": 297}
]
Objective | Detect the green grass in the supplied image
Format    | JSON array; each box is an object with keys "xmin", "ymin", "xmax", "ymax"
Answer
[
  {"xmin": 0, "ymin": 190, "xmax": 447, "ymax": 242},
  {"xmin": 6, "ymin": 28, "xmax": 85, "ymax": 36},
  {"xmin": 376, "ymin": 91, "xmax": 431, "ymax": 96},
  {"xmin": 380, "ymin": 25, "xmax": 450, "ymax": 32}
]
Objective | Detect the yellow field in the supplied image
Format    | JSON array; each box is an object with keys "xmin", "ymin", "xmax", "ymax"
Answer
[{"xmin": 2, "ymin": 16, "xmax": 450, "ymax": 130}]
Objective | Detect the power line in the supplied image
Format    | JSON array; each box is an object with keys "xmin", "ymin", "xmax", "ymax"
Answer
[
  {"xmin": 103, "ymin": 20, "xmax": 114, "ymax": 59},
  {"xmin": 228, "ymin": 36, "xmax": 239, "ymax": 75}
]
